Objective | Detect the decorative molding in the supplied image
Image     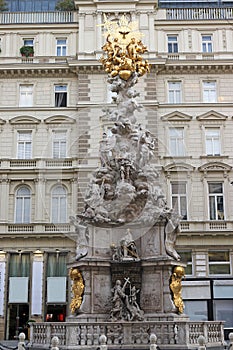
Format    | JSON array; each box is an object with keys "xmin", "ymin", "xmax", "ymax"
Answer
[
  {"xmin": 0, "ymin": 67, "xmax": 72, "ymax": 78},
  {"xmin": 161, "ymin": 111, "xmax": 192, "ymax": 122},
  {"xmin": 164, "ymin": 162, "xmax": 195, "ymax": 173},
  {"xmin": 198, "ymin": 161, "xmax": 232, "ymax": 176},
  {"xmin": 44, "ymin": 115, "xmax": 75, "ymax": 124},
  {"xmin": 163, "ymin": 162, "xmax": 195, "ymax": 178},
  {"xmin": 9, "ymin": 116, "xmax": 41, "ymax": 125},
  {"xmin": 0, "ymin": 119, "xmax": 6, "ymax": 125},
  {"xmin": 196, "ymin": 110, "xmax": 227, "ymax": 121}
]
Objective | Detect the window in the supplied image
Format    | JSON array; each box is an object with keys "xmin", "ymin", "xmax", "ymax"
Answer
[
  {"xmin": 208, "ymin": 183, "xmax": 224, "ymax": 220},
  {"xmin": 205, "ymin": 128, "xmax": 221, "ymax": 156},
  {"xmin": 213, "ymin": 300, "xmax": 233, "ymax": 327},
  {"xmin": 168, "ymin": 82, "xmax": 181, "ymax": 104},
  {"xmin": 23, "ymin": 39, "xmax": 34, "ymax": 47},
  {"xmin": 46, "ymin": 252, "xmax": 67, "ymax": 316},
  {"xmin": 184, "ymin": 300, "xmax": 208, "ymax": 321},
  {"xmin": 7, "ymin": 0, "xmax": 58, "ymax": 11},
  {"xmin": 9, "ymin": 253, "xmax": 30, "ymax": 277},
  {"xmin": 203, "ymin": 81, "xmax": 217, "ymax": 103},
  {"xmin": 208, "ymin": 251, "xmax": 230, "ymax": 275},
  {"xmin": 56, "ymin": 39, "xmax": 67, "ymax": 56},
  {"xmin": 51, "ymin": 186, "xmax": 67, "ymax": 223},
  {"xmin": 202, "ymin": 35, "xmax": 212, "ymax": 53},
  {"xmin": 171, "ymin": 182, "xmax": 187, "ymax": 220},
  {"xmin": 15, "ymin": 186, "xmax": 31, "ymax": 223},
  {"xmin": 169, "ymin": 127, "xmax": 185, "ymax": 156},
  {"xmin": 17, "ymin": 131, "xmax": 32, "ymax": 159},
  {"xmin": 178, "ymin": 251, "xmax": 193, "ymax": 275},
  {"xmin": 53, "ymin": 130, "xmax": 67, "ymax": 158},
  {"xmin": 167, "ymin": 35, "xmax": 178, "ymax": 53},
  {"xmin": 54, "ymin": 85, "xmax": 67, "ymax": 107},
  {"xmin": 19, "ymin": 84, "xmax": 33, "ymax": 107},
  {"xmin": 47, "ymin": 253, "xmax": 67, "ymax": 277}
]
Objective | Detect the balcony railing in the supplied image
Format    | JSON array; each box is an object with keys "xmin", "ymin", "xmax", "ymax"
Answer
[
  {"xmin": 180, "ymin": 220, "xmax": 230, "ymax": 232},
  {"xmin": 10, "ymin": 159, "xmax": 37, "ymax": 167},
  {"xmin": 158, "ymin": 51, "xmax": 233, "ymax": 60},
  {"xmin": 3, "ymin": 221, "xmax": 231, "ymax": 235},
  {"xmin": 5, "ymin": 223, "xmax": 74, "ymax": 234},
  {"xmin": 1, "ymin": 158, "xmax": 76, "ymax": 169},
  {"xmin": 166, "ymin": 7, "xmax": 233, "ymax": 20},
  {"xmin": 0, "ymin": 11, "xmax": 76, "ymax": 24},
  {"xmin": 45, "ymin": 159, "xmax": 73, "ymax": 167}
]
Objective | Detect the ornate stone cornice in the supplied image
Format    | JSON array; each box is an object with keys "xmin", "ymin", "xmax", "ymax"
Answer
[
  {"xmin": 44, "ymin": 116, "xmax": 75, "ymax": 124},
  {"xmin": 1, "ymin": 60, "xmax": 231, "ymax": 77},
  {"xmin": 161, "ymin": 111, "xmax": 192, "ymax": 122},
  {"xmin": 151, "ymin": 61, "xmax": 233, "ymax": 74},
  {"xmin": 163, "ymin": 162, "xmax": 195, "ymax": 178},
  {"xmin": 197, "ymin": 110, "xmax": 227, "ymax": 122},
  {"xmin": 9, "ymin": 116, "xmax": 41, "ymax": 125},
  {"xmin": 0, "ymin": 66, "xmax": 73, "ymax": 78},
  {"xmin": 198, "ymin": 161, "xmax": 232, "ymax": 175}
]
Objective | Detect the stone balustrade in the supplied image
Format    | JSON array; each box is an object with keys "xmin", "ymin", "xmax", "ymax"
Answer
[{"xmin": 30, "ymin": 320, "xmax": 224, "ymax": 349}]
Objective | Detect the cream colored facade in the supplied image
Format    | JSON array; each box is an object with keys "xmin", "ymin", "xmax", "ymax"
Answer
[{"xmin": 0, "ymin": 0, "xmax": 233, "ymax": 340}]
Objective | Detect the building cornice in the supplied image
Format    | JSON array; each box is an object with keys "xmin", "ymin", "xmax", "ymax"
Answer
[
  {"xmin": 1, "ymin": 59, "xmax": 233, "ymax": 77},
  {"xmin": 0, "ymin": 65, "xmax": 73, "ymax": 78},
  {"xmin": 153, "ymin": 59, "xmax": 233, "ymax": 74}
]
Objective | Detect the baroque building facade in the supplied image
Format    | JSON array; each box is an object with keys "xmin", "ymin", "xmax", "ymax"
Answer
[{"xmin": 0, "ymin": 0, "xmax": 232, "ymax": 341}]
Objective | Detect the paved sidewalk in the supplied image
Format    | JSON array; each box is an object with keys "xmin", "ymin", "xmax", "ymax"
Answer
[{"xmin": 0, "ymin": 341, "xmax": 18, "ymax": 349}]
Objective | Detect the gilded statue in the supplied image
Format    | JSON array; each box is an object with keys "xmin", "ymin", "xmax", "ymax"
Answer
[
  {"xmin": 169, "ymin": 266, "xmax": 185, "ymax": 314},
  {"xmin": 100, "ymin": 15, "xmax": 150, "ymax": 80},
  {"xmin": 69, "ymin": 268, "xmax": 84, "ymax": 314}
]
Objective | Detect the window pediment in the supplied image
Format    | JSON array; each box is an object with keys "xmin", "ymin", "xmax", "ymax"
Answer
[
  {"xmin": 161, "ymin": 111, "xmax": 192, "ymax": 122},
  {"xmin": 45, "ymin": 115, "xmax": 75, "ymax": 124},
  {"xmin": 10, "ymin": 116, "xmax": 40, "ymax": 125},
  {"xmin": 197, "ymin": 110, "xmax": 227, "ymax": 121},
  {"xmin": 198, "ymin": 161, "xmax": 231, "ymax": 173},
  {"xmin": 164, "ymin": 162, "xmax": 195, "ymax": 173}
]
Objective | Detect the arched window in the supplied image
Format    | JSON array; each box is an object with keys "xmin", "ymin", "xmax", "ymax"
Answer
[
  {"xmin": 15, "ymin": 186, "xmax": 31, "ymax": 223},
  {"xmin": 51, "ymin": 185, "xmax": 67, "ymax": 223}
]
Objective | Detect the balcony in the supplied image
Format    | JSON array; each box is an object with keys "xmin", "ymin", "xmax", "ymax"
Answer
[
  {"xmin": 0, "ymin": 11, "xmax": 76, "ymax": 24},
  {"xmin": 0, "ymin": 158, "xmax": 77, "ymax": 169},
  {"xmin": 157, "ymin": 51, "xmax": 233, "ymax": 60},
  {"xmin": 4, "ymin": 223, "xmax": 74, "ymax": 234},
  {"xmin": 4, "ymin": 221, "xmax": 231, "ymax": 235},
  {"xmin": 180, "ymin": 220, "xmax": 231, "ymax": 233},
  {"xmin": 166, "ymin": 7, "xmax": 233, "ymax": 20}
]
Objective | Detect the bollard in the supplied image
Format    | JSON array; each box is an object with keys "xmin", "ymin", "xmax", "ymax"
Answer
[
  {"xmin": 99, "ymin": 334, "xmax": 107, "ymax": 350},
  {"xmin": 197, "ymin": 335, "xmax": 206, "ymax": 350},
  {"xmin": 18, "ymin": 332, "xmax": 26, "ymax": 350},
  {"xmin": 229, "ymin": 333, "xmax": 233, "ymax": 348},
  {"xmin": 51, "ymin": 336, "xmax": 59, "ymax": 350},
  {"xmin": 150, "ymin": 333, "xmax": 158, "ymax": 350}
]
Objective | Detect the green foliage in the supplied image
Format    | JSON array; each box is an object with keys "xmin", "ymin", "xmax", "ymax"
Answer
[
  {"xmin": 55, "ymin": 0, "xmax": 75, "ymax": 11},
  {"xmin": 20, "ymin": 46, "xmax": 34, "ymax": 57},
  {"xmin": 0, "ymin": 0, "xmax": 8, "ymax": 11}
]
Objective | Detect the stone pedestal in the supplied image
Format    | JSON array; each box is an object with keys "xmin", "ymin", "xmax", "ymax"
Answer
[{"xmin": 67, "ymin": 221, "xmax": 184, "ymax": 322}]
